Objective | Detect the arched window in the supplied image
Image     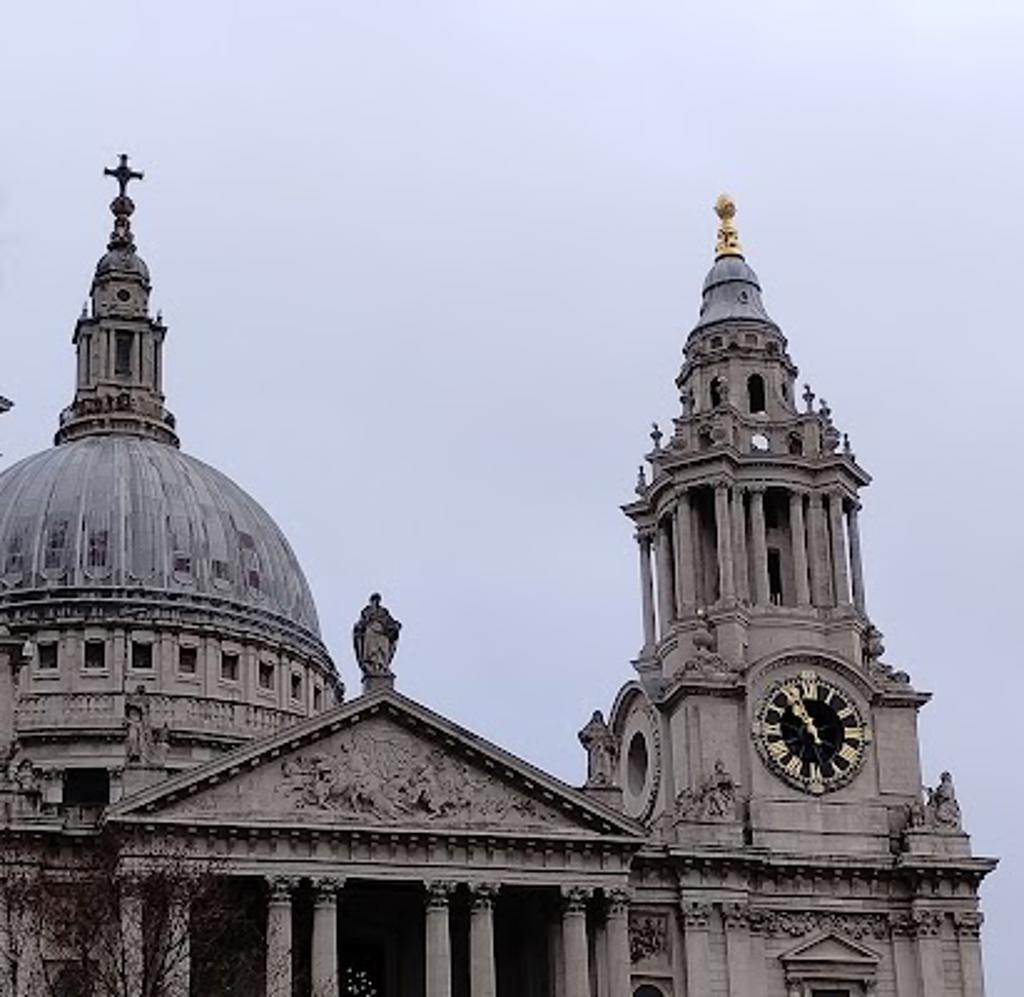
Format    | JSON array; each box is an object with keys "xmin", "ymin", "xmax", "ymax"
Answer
[
  {"xmin": 747, "ymin": 373, "xmax": 766, "ymax": 413},
  {"xmin": 710, "ymin": 377, "xmax": 724, "ymax": 409},
  {"xmin": 634, "ymin": 987, "xmax": 666, "ymax": 997},
  {"xmin": 788, "ymin": 433, "xmax": 804, "ymax": 456}
]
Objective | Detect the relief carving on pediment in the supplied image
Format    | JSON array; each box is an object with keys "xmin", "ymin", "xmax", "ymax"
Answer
[{"xmin": 275, "ymin": 720, "xmax": 564, "ymax": 829}]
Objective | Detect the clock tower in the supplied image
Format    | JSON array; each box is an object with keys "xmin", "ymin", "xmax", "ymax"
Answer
[{"xmin": 600, "ymin": 196, "xmax": 994, "ymax": 996}]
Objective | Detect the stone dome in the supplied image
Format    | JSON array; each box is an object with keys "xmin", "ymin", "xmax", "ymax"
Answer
[
  {"xmin": 693, "ymin": 255, "xmax": 777, "ymax": 332},
  {"xmin": 95, "ymin": 246, "xmax": 150, "ymax": 283},
  {"xmin": 0, "ymin": 435, "xmax": 322, "ymax": 647}
]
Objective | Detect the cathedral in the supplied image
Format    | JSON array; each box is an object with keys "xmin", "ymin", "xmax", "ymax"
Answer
[{"xmin": 0, "ymin": 160, "xmax": 994, "ymax": 997}]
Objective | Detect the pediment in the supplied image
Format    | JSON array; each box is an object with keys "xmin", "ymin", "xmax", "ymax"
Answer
[
  {"xmin": 780, "ymin": 931, "xmax": 880, "ymax": 970},
  {"xmin": 109, "ymin": 690, "xmax": 642, "ymax": 840}
]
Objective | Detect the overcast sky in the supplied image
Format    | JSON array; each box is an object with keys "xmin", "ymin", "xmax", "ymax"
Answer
[{"xmin": 1, "ymin": 1, "xmax": 1021, "ymax": 989}]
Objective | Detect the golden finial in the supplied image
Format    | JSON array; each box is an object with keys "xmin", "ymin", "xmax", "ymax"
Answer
[{"xmin": 714, "ymin": 193, "xmax": 743, "ymax": 258}]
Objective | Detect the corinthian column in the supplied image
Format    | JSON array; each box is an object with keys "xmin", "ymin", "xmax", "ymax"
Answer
[
  {"xmin": 714, "ymin": 482, "xmax": 735, "ymax": 604},
  {"xmin": 847, "ymin": 501, "xmax": 866, "ymax": 613},
  {"xmin": 469, "ymin": 884, "xmax": 499, "ymax": 997},
  {"xmin": 425, "ymin": 881, "xmax": 455, "ymax": 997},
  {"xmin": 829, "ymin": 491, "xmax": 851, "ymax": 607},
  {"xmin": 674, "ymin": 489, "xmax": 697, "ymax": 613},
  {"xmin": 955, "ymin": 912, "xmax": 986, "ymax": 997},
  {"xmin": 561, "ymin": 887, "xmax": 592, "ymax": 997},
  {"xmin": 266, "ymin": 877, "xmax": 296, "ymax": 997},
  {"xmin": 806, "ymin": 492, "xmax": 829, "ymax": 606},
  {"xmin": 731, "ymin": 488, "xmax": 750, "ymax": 603},
  {"xmin": 121, "ymin": 888, "xmax": 144, "ymax": 997},
  {"xmin": 605, "ymin": 889, "xmax": 631, "ymax": 997},
  {"xmin": 748, "ymin": 487, "xmax": 770, "ymax": 606},
  {"xmin": 311, "ymin": 878, "xmax": 340, "ymax": 997},
  {"xmin": 789, "ymin": 489, "xmax": 811, "ymax": 608},
  {"xmin": 636, "ymin": 531, "xmax": 656, "ymax": 652},
  {"xmin": 165, "ymin": 896, "xmax": 190, "ymax": 997},
  {"xmin": 656, "ymin": 522, "xmax": 676, "ymax": 637},
  {"xmin": 681, "ymin": 901, "xmax": 712, "ymax": 997}
]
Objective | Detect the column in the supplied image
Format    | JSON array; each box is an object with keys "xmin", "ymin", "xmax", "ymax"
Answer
[
  {"xmin": 914, "ymin": 910, "xmax": 946, "ymax": 997},
  {"xmin": 311, "ymin": 877, "xmax": 340, "ymax": 997},
  {"xmin": 723, "ymin": 904, "xmax": 751, "ymax": 997},
  {"xmin": 788, "ymin": 490, "xmax": 811, "ymax": 608},
  {"xmin": 560, "ymin": 887, "xmax": 591, "ymax": 997},
  {"xmin": 469, "ymin": 884, "xmax": 499, "ymax": 997},
  {"xmin": 656, "ymin": 522, "xmax": 675, "ymax": 637},
  {"xmin": 680, "ymin": 901, "xmax": 712, "ymax": 997},
  {"xmin": 828, "ymin": 491, "xmax": 852, "ymax": 607},
  {"xmin": 714, "ymin": 482, "xmax": 735, "ymax": 604},
  {"xmin": 955, "ymin": 912, "xmax": 986, "ymax": 997},
  {"xmin": 674, "ymin": 490, "xmax": 697, "ymax": 613},
  {"xmin": 605, "ymin": 889, "xmax": 631, "ymax": 997},
  {"xmin": 121, "ymin": 888, "xmax": 144, "ymax": 997},
  {"xmin": 165, "ymin": 896, "xmax": 190, "ymax": 997},
  {"xmin": 806, "ymin": 492, "xmax": 829, "ymax": 606},
  {"xmin": 847, "ymin": 501, "xmax": 866, "ymax": 613},
  {"xmin": 425, "ymin": 881, "xmax": 454, "ymax": 997},
  {"xmin": 748, "ymin": 487, "xmax": 770, "ymax": 606},
  {"xmin": 731, "ymin": 488, "xmax": 750, "ymax": 603},
  {"xmin": 637, "ymin": 532, "xmax": 656, "ymax": 652},
  {"xmin": 266, "ymin": 877, "xmax": 296, "ymax": 997}
]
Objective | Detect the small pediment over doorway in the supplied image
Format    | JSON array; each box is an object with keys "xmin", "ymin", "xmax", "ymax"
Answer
[
  {"xmin": 108, "ymin": 689, "xmax": 642, "ymax": 841},
  {"xmin": 779, "ymin": 931, "xmax": 880, "ymax": 995}
]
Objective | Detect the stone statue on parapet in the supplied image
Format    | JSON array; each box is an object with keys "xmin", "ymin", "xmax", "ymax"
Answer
[
  {"xmin": 909, "ymin": 770, "xmax": 962, "ymax": 832},
  {"xmin": 353, "ymin": 593, "xmax": 401, "ymax": 692}
]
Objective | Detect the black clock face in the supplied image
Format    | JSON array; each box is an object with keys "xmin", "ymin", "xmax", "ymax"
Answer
[{"xmin": 754, "ymin": 670, "xmax": 869, "ymax": 794}]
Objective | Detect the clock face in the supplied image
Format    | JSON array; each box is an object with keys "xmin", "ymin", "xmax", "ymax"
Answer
[{"xmin": 753, "ymin": 670, "xmax": 870, "ymax": 794}]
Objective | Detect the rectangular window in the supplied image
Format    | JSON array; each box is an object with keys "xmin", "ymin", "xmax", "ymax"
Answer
[
  {"xmin": 44, "ymin": 521, "xmax": 68, "ymax": 571},
  {"xmin": 4, "ymin": 536, "xmax": 23, "ymax": 574},
  {"xmin": 173, "ymin": 554, "xmax": 191, "ymax": 575},
  {"xmin": 290, "ymin": 672, "xmax": 302, "ymax": 701},
  {"xmin": 258, "ymin": 661, "xmax": 275, "ymax": 690},
  {"xmin": 179, "ymin": 645, "xmax": 198, "ymax": 675},
  {"xmin": 211, "ymin": 559, "xmax": 231, "ymax": 583},
  {"xmin": 313, "ymin": 686, "xmax": 323, "ymax": 712},
  {"xmin": 114, "ymin": 331, "xmax": 133, "ymax": 377},
  {"xmin": 221, "ymin": 651, "xmax": 239, "ymax": 682},
  {"xmin": 87, "ymin": 529, "xmax": 109, "ymax": 568},
  {"xmin": 37, "ymin": 643, "xmax": 58, "ymax": 670},
  {"xmin": 84, "ymin": 640, "xmax": 106, "ymax": 670},
  {"xmin": 131, "ymin": 641, "xmax": 153, "ymax": 670}
]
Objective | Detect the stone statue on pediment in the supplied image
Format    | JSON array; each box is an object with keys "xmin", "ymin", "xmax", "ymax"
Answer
[
  {"xmin": 353, "ymin": 594, "xmax": 401, "ymax": 689},
  {"xmin": 578, "ymin": 711, "xmax": 618, "ymax": 788}
]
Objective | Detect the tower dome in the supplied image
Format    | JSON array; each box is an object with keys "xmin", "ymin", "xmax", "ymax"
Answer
[{"xmin": 0, "ymin": 158, "xmax": 339, "ymax": 790}]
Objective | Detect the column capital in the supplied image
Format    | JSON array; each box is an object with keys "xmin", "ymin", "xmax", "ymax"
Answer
[
  {"xmin": 311, "ymin": 876, "xmax": 343, "ymax": 906},
  {"xmin": 560, "ymin": 885, "xmax": 593, "ymax": 913},
  {"xmin": 953, "ymin": 910, "xmax": 984, "ymax": 939},
  {"xmin": 605, "ymin": 886, "xmax": 631, "ymax": 916},
  {"xmin": 425, "ymin": 880, "xmax": 457, "ymax": 910},
  {"xmin": 788, "ymin": 485, "xmax": 807, "ymax": 499},
  {"xmin": 635, "ymin": 527, "xmax": 656, "ymax": 545},
  {"xmin": 266, "ymin": 876, "xmax": 300, "ymax": 904},
  {"xmin": 468, "ymin": 882, "xmax": 501, "ymax": 911},
  {"xmin": 722, "ymin": 901, "xmax": 750, "ymax": 931},
  {"xmin": 679, "ymin": 900, "xmax": 712, "ymax": 929},
  {"xmin": 747, "ymin": 484, "xmax": 767, "ymax": 497},
  {"xmin": 713, "ymin": 478, "xmax": 732, "ymax": 493}
]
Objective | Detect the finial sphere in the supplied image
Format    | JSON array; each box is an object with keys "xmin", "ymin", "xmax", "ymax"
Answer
[{"xmin": 713, "ymin": 192, "xmax": 743, "ymax": 258}]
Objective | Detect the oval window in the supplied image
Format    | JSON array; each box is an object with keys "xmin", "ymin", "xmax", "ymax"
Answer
[{"xmin": 627, "ymin": 731, "xmax": 649, "ymax": 796}]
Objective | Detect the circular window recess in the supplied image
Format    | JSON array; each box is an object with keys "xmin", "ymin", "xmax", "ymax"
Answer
[
  {"xmin": 627, "ymin": 731, "xmax": 649, "ymax": 796},
  {"xmin": 751, "ymin": 432, "xmax": 770, "ymax": 452},
  {"xmin": 116, "ymin": 289, "xmax": 131, "ymax": 302}
]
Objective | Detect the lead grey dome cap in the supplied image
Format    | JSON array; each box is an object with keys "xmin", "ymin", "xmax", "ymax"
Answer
[{"xmin": 0, "ymin": 436, "xmax": 322, "ymax": 649}]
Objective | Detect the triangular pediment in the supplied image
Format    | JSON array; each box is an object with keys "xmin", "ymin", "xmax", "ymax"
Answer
[
  {"xmin": 108, "ymin": 690, "xmax": 642, "ymax": 840},
  {"xmin": 780, "ymin": 931, "xmax": 880, "ymax": 969}
]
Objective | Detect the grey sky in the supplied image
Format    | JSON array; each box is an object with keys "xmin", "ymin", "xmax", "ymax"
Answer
[{"xmin": 1, "ymin": 1, "xmax": 1020, "ymax": 989}]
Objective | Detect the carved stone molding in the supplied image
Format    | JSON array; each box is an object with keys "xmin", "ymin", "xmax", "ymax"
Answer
[
  {"xmin": 680, "ymin": 900, "xmax": 712, "ymax": 929},
  {"xmin": 629, "ymin": 911, "xmax": 668, "ymax": 963},
  {"xmin": 425, "ymin": 880, "xmax": 457, "ymax": 910},
  {"xmin": 560, "ymin": 886, "xmax": 593, "ymax": 914},
  {"xmin": 754, "ymin": 909, "xmax": 890, "ymax": 940}
]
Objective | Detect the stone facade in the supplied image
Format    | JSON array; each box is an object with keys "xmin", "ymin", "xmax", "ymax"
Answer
[{"xmin": 0, "ymin": 171, "xmax": 994, "ymax": 996}]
